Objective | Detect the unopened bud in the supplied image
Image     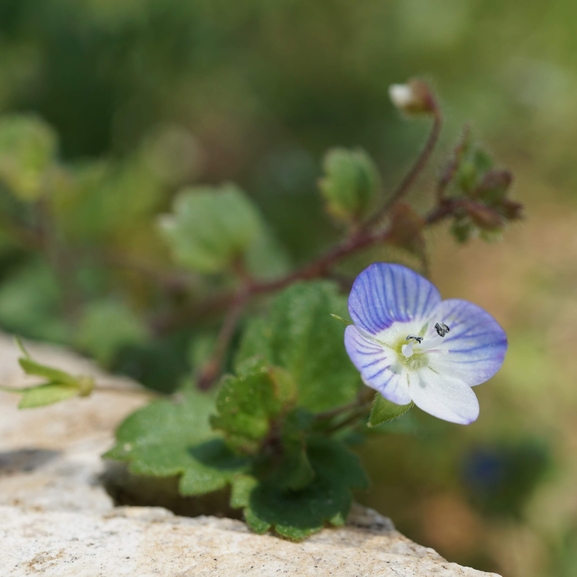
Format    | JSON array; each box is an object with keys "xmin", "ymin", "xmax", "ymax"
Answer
[
  {"xmin": 476, "ymin": 169, "xmax": 513, "ymax": 203},
  {"xmin": 499, "ymin": 199, "xmax": 523, "ymax": 221},
  {"xmin": 389, "ymin": 80, "xmax": 436, "ymax": 115},
  {"xmin": 466, "ymin": 203, "xmax": 504, "ymax": 230}
]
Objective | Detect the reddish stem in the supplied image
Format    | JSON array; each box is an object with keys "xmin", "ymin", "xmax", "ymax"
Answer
[{"xmin": 365, "ymin": 104, "xmax": 442, "ymax": 229}]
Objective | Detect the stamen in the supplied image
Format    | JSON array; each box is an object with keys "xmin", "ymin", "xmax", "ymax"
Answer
[
  {"xmin": 406, "ymin": 334, "xmax": 423, "ymax": 344},
  {"xmin": 434, "ymin": 322, "xmax": 450, "ymax": 337}
]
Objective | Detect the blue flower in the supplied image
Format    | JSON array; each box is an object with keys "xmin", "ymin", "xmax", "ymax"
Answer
[{"xmin": 344, "ymin": 263, "xmax": 507, "ymax": 424}]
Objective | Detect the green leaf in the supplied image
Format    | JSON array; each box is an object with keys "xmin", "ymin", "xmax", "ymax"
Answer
[
  {"xmin": 0, "ymin": 114, "xmax": 58, "ymax": 201},
  {"xmin": 236, "ymin": 282, "xmax": 361, "ymax": 412},
  {"xmin": 211, "ymin": 359, "xmax": 296, "ymax": 455},
  {"xmin": 75, "ymin": 299, "xmax": 149, "ymax": 366},
  {"xmin": 368, "ymin": 393, "xmax": 413, "ymax": 428},
  {"xmin": 105, "ymin": 391, "xmax": 250, "ymax": 496},
  {"xmin": 244, "ymin": 222, "xmax": 291, "ymax": 280},
  {"xmin": 158, "ymin": 183, "xmax": 262, "ymax": 274},
  {"xmin": 18, "ymin": 383, "xmax": 79, "ymax": 409},
  {"xmin": 319, "ymin": 148, "xmax": 380, "ymax": 222},
  {"xmin": 18, "ymin": 357, "xmax": 77, "ymax": 386},
  {"xmin": 231, "ymin": 437, "xmax": 369, "ymax": 540}
]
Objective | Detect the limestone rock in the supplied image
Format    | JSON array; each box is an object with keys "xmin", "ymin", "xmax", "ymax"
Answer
[{"xmin": 0, "ymin": 334, "xmax": 500, "ymax": 577}]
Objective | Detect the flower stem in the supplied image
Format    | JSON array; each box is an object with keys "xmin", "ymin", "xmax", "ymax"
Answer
[{"xmin": 365, "ymin": 103, "xmax": 443, "ymax": 228}]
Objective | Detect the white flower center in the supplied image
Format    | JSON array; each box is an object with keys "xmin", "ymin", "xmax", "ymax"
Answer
[{"xmin": 401, "ymin": 334, "xmax": 449, "ymax": 359}]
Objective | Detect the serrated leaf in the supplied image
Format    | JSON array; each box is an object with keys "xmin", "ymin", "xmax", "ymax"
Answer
[
  {"xmin": 211, "ymin": 359, "xmax": 296, "ymax": 455},
  {"xmin": 231, "ymin": 437, "xmax": 369, "ymax": 540},
  {"xmin": 18, "ymin": 357, "xmax": 77, "ymax": 385},
  {"xmin": 105, "ymin": 392, "xmax": 250, "ymax": 496},
  {"xmin": 18, "ymin": 383, "xmax": 79, "ymax": 408},
  {"xmin": 368, "ymin": 394, "xmax": 413, "ymax": 428},
  {"xmin": 236, "ymin": 282, "xmax": 361, "ymax": 412},
  {"xmin": 158, "ymin": 183, "xmax": 262, "ymax": 274}
]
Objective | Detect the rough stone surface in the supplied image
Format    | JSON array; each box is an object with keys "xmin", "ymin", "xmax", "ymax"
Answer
[{"xmin": 0, "ymin": 334, "xmax": 501, "ymax": 577}]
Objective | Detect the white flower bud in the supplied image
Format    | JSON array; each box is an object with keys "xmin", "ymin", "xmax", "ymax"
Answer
[{"xmin": 389, "ymin": 80, "xmax": 436, "ymax": 114}]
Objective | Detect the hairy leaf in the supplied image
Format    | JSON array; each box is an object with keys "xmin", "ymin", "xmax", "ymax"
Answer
[
  {"xmin": 231, "ymin": 437, "xmax": 369, "ymax": 540},
  {"xmin": 236, "ymin": 282, "xmax": 361, "ymax": 412},
  {"xmin": 105, "ymin": 392, "xmax": 249, "ymax": 496},
  {"xmin": 211, "ymin": 359, "xmax": 296, "ymax": 455}
]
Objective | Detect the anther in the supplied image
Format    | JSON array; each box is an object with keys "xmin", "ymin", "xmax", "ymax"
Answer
[
  {"xmin": 435, "ymin": 322, "xmax": 450, "ymax": 337},
  {"xmin": 406, "ymin": 334, "xmax": 423, "ymax": 344}
]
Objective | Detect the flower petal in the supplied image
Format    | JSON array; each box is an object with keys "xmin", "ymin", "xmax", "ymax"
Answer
[
  {"xmin": 409, "ymin": 368, "xmax": 480, "ymax": 425},
  {"xmin": 348, "ymin": 263, "xmax": 441, "ymax": 335},
  {"xmin": 428, "ymin": 299, "xmax": 507, "ymax": 386},
  {"xmin": 344, "ymin": 325, "xmax": 411, "ymax": 405}
]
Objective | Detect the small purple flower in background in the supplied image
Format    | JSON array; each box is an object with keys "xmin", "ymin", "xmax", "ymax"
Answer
[{"xmin": 344, "ymin": 263, "xmax": 507, "ymax": 424}]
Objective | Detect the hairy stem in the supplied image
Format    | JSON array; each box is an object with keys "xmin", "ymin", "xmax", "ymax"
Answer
[{"xmin": 365, "ymin": 104, "xmax": 442, "ymax": 228}]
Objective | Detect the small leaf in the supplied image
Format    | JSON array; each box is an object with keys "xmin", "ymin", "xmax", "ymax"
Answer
[
  {"xmin": 319, "ymin": 148, "xmax": 379, "ymax": 222},
  {"xmin": 105, "ymin": 392, "xmax": 250, "ymax": 497},
  {"xmin": 0, "ymin": 114, "xmax": 58, "ymax": 201},
  {"xmin": 18, "ymin": 383, "xmax": 79, "ymax": 409},
  {"xmin": 236, "ymin": 282, "xmax": 362, "ymax": 412},
  {"xmin": 211, "ymin": 359, "xmax": 296, "ymax": 455},
  {"xmin": 158, "ymin": 184, "xmax": 262, "ymax": 274},
  {"xmin": 231, "ymin": 437, "xmax": 369, "ymax": 540},
  {"xmin": 18, "ymin": 357, "xmax": 77, "ymax": 385},
  {"xmin": 368, "ymin": 393, "xmax": 413, "ymax": 428}
]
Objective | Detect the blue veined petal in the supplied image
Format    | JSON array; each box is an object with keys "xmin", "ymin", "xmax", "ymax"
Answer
[
  {"xmin": 428, "ymin": 299, "xmax": 507, "ymax": 386},
  {"xmin": 348, "ymin": 263, "xmax": 441, "ymax": 335},
  {"xmin": 344, "ymin": 325, "xmax": 411, "ymax": 405},
  {"xmin": 410, "ymin": 368, "xmax": 480, "ymax": 425}
]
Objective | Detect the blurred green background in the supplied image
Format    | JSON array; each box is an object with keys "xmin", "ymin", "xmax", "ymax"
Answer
[{"xmin": 1, "ymin": 1, "xmax": 576, "ymax": 575}]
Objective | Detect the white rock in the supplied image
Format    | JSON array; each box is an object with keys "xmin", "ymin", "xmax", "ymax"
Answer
[{"xmin": 0, "ymin": 334, "xmax": 500, "ymax": 576}]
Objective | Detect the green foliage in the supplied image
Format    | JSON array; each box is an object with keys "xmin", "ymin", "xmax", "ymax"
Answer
[
  {"xmin": 319, "ymin": 148, "xmax": 380, "ymax": 223},
  {"xmin": 368, "ymin": 394, "xmax": 414, "ymax": 428},
  {"xmin": 17, "ymin": 383, "xmax": 80, "ymax": 408},
  {"xmin": 236, "ymin": 282, "xmax": 361, "ymax": 412},
  {"xmin": 0, "ymin": 115, "xmax": 58, "ymax": 201},
  {"xmin": 211, "ymin": 359, "xmax": 296, "ymax": 454},
  {"xmin": 158, "ymin": 184, "xmax": 262, "ymax": 274},
  {"xmin": 105, "ymin": 391, "xmax": 250, "ymax": 496},
  {"xmin": 0, "ymin": 337, "xmax": 94, "ymax": 408},
  {"xmin": 231, "ymin": 437, "xmax": 369, "ymax": 540},
  {"xmin": 0, "ymin": 260, "xmax": 68, "ymax": 343},
  {"xmin": 74, "ymin": 299, "xmax": 149, "ymax": 366}
]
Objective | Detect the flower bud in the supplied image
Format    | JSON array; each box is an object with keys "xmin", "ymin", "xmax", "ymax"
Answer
[
  {"xmin": 319, "ymin": 148, "xmax": 380, "ymax": 223},
  {"xmin": 389, "ymin": 80, "xmax": 436, "ymax": 115},
  {"xmin": 466, "ymin": 203, "xmax": 504, "ymax": 230},
  {"xmin": 476, "ymin": 169, "xmax": 513, "ymax": 203},
  {"xmin": 499, "ymin": 199, "xmax": 523, "ymax": 221}
]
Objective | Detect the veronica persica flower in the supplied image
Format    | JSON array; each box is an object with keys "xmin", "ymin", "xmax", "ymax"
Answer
[{"xmin": 344, "ymin": 263, "xmax": 507, "ymax": 424}]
